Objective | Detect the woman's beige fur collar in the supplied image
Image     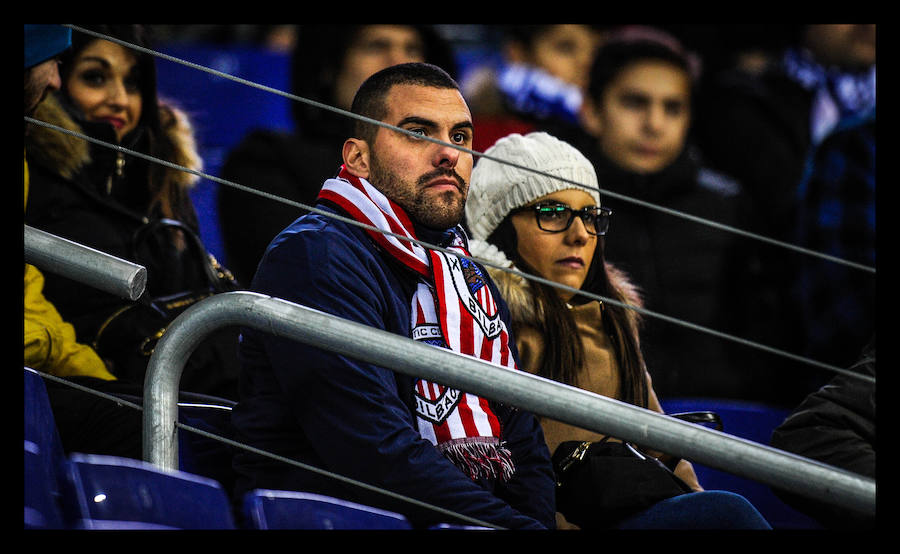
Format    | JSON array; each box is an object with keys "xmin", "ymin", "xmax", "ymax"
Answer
[{"xmin": 25, "ymin": 93, "xmax": 202, "ymax": 189}]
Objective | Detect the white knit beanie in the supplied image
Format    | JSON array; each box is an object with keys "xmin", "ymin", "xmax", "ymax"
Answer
[{"xmin": 465, "ymin": 132, "xmax": 601, "ymax": 241}]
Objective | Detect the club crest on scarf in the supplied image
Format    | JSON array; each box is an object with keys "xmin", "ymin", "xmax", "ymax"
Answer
[
  {"xmin": 438, "ymin": 251, "xmax": 505, "ymax": 340},
  {"xmin": 319, "ymin": 166, "xmax": 516, "ymax": 482}
]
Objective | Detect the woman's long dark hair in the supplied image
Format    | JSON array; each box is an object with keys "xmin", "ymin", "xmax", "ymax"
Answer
[{"xmin": 487, "ymin": 217, "xmax": 649, "ymax": 408}]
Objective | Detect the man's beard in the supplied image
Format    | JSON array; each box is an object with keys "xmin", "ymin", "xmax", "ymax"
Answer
[{"xmin": 369, "ymin": 153, "xmax": 468, "ymax": 230}]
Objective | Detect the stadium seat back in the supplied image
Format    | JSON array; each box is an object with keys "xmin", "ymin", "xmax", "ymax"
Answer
[
  {"xmin": 61, "ymin": 453, "xmax": 236, "ymax": 529},
  {"xmin": 242, "ymin": 489, "xmax": 413, "ymax": 530},
  {"xmin": 24, "ymin": 368, "xmax": 67, "ymax": 529},
  {"xmin": 661, "ymin": 397, "xmax": 824, "ymax": 529}
]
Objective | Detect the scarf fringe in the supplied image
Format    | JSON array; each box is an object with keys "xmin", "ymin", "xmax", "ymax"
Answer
[{"xmin": 438, "ymin": 437, "xmax": 515, "ymax": 482}]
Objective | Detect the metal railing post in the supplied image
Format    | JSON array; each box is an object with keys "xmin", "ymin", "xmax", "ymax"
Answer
[
  {"xmin": 24, "ymin": 224, "xmax": 147, "ymax": 301},
  {"xmin": 144, "ymin": 291, "xmax": 875, "ymax": 517}
]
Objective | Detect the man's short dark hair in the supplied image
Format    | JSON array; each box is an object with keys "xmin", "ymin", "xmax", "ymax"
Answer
[
  {"xmin": 587, "ymin": 39, "xmax": 694, "ymax": 105},
  {"xmin": 350, "ymin": 62, "xmax": 460, "ymax": 145}
]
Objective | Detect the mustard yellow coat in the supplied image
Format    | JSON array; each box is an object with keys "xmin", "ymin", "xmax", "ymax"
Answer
[{"xmin": 25, "ymin": 154, "xmax": 114, "ymax": 380}]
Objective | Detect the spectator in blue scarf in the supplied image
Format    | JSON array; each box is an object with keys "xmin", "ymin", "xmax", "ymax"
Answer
[{"xmin": 693, "ymin": 24, "xmax": 876, "ymax": 393}]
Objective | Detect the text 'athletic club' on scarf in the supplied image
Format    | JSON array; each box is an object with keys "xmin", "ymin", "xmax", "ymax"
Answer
[{"xmin": 318, "ymin": 165, "xmax": 517, "ymax": 482}]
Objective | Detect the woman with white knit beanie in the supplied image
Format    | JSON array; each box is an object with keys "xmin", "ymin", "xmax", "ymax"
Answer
[{"xmin": 464, "ymin": 131, "xmax": 771, "ymax": 530}]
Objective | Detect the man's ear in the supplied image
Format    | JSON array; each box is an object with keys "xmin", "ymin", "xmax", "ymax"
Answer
[{"xmin": 342, "ymin": 138, "xmax": 370, "ymax": 179}]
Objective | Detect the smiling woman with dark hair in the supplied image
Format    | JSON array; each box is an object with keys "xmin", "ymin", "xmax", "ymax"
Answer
[{"xmin": 24, "ymin": 25, "xmax": 240, "ymax": 401}]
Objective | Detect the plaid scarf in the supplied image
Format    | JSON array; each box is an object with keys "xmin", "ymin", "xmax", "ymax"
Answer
[{"xmin": 318, "ymin": 166, "xmax": 516, "ymax": 482}]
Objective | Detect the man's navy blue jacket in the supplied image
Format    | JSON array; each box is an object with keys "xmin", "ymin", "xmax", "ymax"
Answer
[{"xmin": 231, "ymin": 204, "xmax": 556, "ymax": 529}]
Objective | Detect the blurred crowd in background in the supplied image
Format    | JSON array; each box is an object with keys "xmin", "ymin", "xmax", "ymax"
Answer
[
  {"xmin": 152, "ymin": 23, "xmax": 875, "ymax": 409},
  {"xmin": 34, "ymin": 23, "xmax": 875, "ymax": 410}
]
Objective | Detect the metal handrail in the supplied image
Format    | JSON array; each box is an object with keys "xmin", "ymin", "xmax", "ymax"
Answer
[
  {"xmin": 24, "ymin": 224, "xmax": 147, "ymax": 301},
  {"xmin": 144, "ymin": 291, "xmax": 875, "ymax": 517}
]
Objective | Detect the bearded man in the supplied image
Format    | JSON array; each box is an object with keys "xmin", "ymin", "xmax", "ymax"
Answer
[{"xmin": 231, "ymin": 62, "xmax": 556, "ymax": 530}]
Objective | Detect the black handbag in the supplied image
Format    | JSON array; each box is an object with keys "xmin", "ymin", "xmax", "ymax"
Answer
[
  {"xmin": 552, "ymin": 436, "xmax": 694, "ymax": 529},
  {"xmin": 552, "ymin": 411, "xmax": 722, "ymax": 529},
  {"xmin": 92, "ymin": 218, "xmax": 242, "ymax": 399}
]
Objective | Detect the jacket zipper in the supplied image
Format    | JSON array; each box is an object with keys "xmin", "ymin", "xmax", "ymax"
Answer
[{"xmin": 105, "ymin": 152, "xmax": 126, "ymax": 195}]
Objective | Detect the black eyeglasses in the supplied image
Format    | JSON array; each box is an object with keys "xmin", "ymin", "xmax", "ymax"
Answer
[{"xmin": 513, "ymin": 202, "xmax": 612, "ymax": 236}]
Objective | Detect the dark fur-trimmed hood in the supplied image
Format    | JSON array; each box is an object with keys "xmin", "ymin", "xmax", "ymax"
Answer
[{"xmin": 25, "ymin": 92, "xmax": 202, "ymax": 189}]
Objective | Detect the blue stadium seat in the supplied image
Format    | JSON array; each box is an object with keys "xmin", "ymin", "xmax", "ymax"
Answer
[
  {"xmin": 242, "ymin": 489, "xmax": 413, "ymax": 530},
  {"xmin": 661, "ymin": 397, "xmax": 823, "ymax": 529},
  {"xmin": 24, "ymin": 368, "xmax": 65, "ymax": 461},
  {"xmin": 24, "ymin": 368, "xmax": 67, "ymax": 529},
  {"xmin": 25, "ymin": 440, "xmax": 65, "ymax": 529},
  {"xmin": 61, "ymin": 453, "xmax": 236, "ymax": 529},
  {"xmin": 428, "ymin": 523, "xmax": 494, "ymax": 530}
]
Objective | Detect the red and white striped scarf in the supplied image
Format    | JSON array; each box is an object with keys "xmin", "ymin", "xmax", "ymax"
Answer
[{"xmin": 319, "ymin": 166, "xmax": 516, "ymax": 482}]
